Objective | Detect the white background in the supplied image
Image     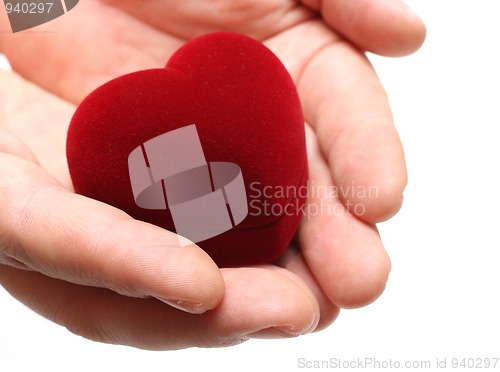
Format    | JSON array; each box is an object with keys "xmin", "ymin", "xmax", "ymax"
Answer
[{"xmin": 1, "ymin": 0, "xmax": 499, "ymax": 369}]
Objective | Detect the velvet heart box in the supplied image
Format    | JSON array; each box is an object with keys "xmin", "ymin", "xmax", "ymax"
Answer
[{"xmin": 66, "ymin": 32, "xmax": 307, "ymax": 267}]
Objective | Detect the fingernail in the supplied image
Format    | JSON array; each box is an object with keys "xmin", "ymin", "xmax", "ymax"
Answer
[
  {"xmin": 272, "ymin": 325, "xmax": 305, "ymax": 337},
  {"xmin": 250, "ymin": 325, "xmax": 308, "ymax": 339},
  {"xmin": 160, "ymin": 298, "xmax": 206, "ymax": 314}
]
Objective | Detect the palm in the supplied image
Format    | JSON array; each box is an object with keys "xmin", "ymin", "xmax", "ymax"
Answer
[{"xmin": 0, "ymin": 0, "xmax": 425, "ymax": 349}]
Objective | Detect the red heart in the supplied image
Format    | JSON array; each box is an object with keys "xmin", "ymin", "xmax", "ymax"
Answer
[{"xmin": 67, "ymin": 32, "xmax": 307, "ymax": 267}]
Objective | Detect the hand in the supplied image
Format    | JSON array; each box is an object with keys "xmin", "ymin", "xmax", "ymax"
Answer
[{"xmin": 0, "ymin": 0, "xmax": 425, "ymax": 350}]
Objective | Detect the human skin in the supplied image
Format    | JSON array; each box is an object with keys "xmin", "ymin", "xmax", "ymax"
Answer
[{"xmin": 0, "ymin": 0, "xmax": 425, "ymax": 350}]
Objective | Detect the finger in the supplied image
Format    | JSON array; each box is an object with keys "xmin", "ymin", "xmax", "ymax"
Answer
[
  {"xmin": 272, "ymin": 242, "xmax": 340, "ymax": 331},
  {"xmin": 298, "ymin": 125, "xmax": 391, "ymax": 308},
  {"xmin": 223, "ymin": 266, "xmax": 320, "ymax": 340},
  {"xmin": 298, "ymin": 36, "xmax": 407, "ymax": 223},
  {"xmin": 0, "ymin": 69, "xmax": 74, "ymax": 187},
  {"xmin": 301, "ymin": 0, "xmax": 426, "ymax": 56},
  {"xmin": 0, "ymin": 264, "xmax": 319, "ymax": 350},
  {"xmin": 0, "ymin": 154, "xmax": 224, "ymax": 313},
  {"xmin": 0, "ymin": 1, "xmax": 181, "ymax": 103}
]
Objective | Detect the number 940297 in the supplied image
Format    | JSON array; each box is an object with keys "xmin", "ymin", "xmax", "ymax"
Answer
[{"xmin": 5, "ymin": 2, "xmax": 54, "ymax": 14}]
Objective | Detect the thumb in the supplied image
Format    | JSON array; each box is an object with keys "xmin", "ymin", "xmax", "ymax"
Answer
[{"xmin": 0, "ymin": 154, "xmax": 224, "ymax": 313}]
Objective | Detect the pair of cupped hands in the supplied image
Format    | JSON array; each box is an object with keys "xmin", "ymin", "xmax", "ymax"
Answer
[{"xmin": 0, "ymin": 0, "xmax": 425, "ymax": 350}]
